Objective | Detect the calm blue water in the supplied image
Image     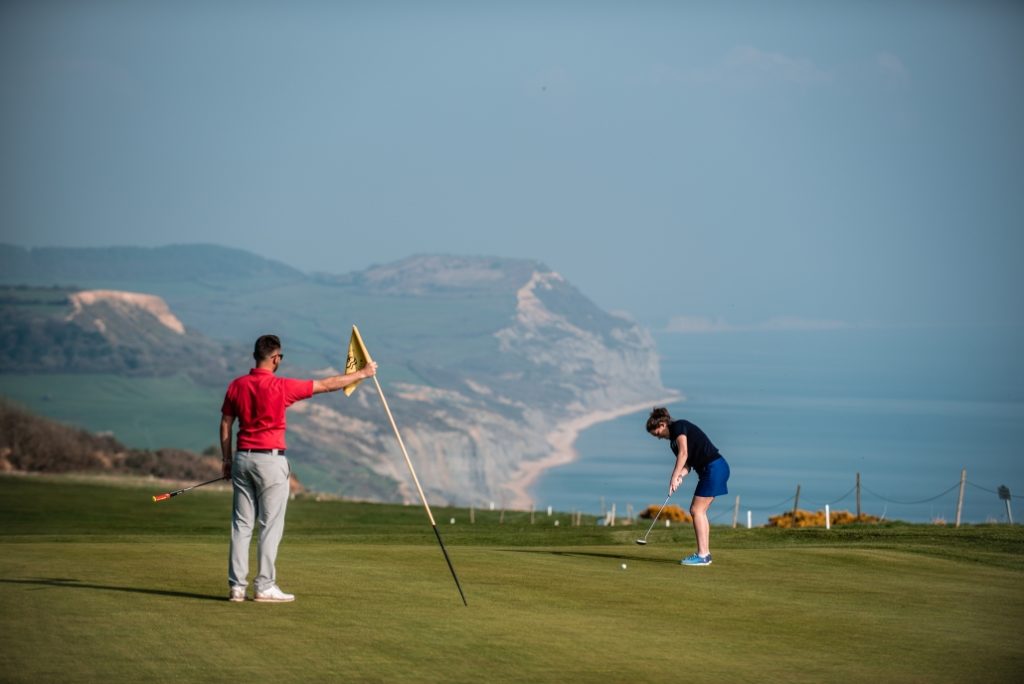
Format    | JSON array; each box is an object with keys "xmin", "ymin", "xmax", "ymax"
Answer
[{"xmin": 531, "ymin": 326, "xmax": 1024, "ymax": 525}]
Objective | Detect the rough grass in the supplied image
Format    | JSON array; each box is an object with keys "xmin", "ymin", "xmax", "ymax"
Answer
[{"xmin": 1, "ymin": 474, "xmax": 1022, "ymax": 683}]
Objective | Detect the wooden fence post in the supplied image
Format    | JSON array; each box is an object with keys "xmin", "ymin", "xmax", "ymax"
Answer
[{"xmin": 856, "ymin": 472, "xmax": 862, "ymax": 518}]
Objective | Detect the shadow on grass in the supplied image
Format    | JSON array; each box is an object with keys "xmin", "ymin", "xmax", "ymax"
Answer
[
  {"xmin": 0, "ymin": 577, "xmax": 225, "ymax": 602},
  {"xmin": 504, "ymin": 549, "xmax": 682, "ymax": 565}
]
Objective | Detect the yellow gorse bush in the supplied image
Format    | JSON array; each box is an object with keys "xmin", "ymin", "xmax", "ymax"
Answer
[
  {"xmin": 768, "ymin": 509, "xmax": 881, "ymax": 528},
  {"xmin": 639, "ymin": 504, "xmax": 692, "ymax": 523}
]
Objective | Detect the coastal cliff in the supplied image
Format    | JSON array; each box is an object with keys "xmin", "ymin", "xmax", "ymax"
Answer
[
  {"xmin": 287, "ymin": 256, "xmax": 677, "ymax": 507},
  {"xmin": 0, "ymin": 246, "xmax": 677, "ymax": 506}
]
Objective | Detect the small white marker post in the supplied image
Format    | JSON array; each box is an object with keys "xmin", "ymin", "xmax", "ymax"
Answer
[
  {"xmin": 955, "ymin": 468, "xmax": 966, "ymax": 528},
  {"xmin": 747, "ymin": 511, "xmax": 752, "ymax": 529},
  {"xmin": 825, "ymin": 504, "xmax": 831, "ymax": 530}
]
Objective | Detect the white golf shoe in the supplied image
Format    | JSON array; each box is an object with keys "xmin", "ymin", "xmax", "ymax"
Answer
[
  {"xmin": 254, "ymin": 585, "xmax": 295, "ymax": 603},
  {"xmin": 228, "ymin": 586, "xmax": 246, "ymax": 602}
]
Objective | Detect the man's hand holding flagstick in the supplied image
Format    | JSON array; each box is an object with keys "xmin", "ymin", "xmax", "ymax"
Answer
[{"xmin": 310, "ymin": 337, "xmax": 376, "ymax": 395}]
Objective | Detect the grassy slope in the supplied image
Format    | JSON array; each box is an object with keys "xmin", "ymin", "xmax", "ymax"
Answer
[
  {"xmin": 0, "ymin": 374, "xmax": 221, "ymax": 453},
  {"xmin": 1, "ymin": 475, "xmax": 1022, "ymax": 683},
  {"xmin": 0, "ymin": 280, "xmax": 517, "ymax": 455}
]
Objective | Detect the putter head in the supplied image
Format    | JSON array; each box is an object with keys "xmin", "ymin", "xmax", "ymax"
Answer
[
  {"xmin": 635, "ymin": 539, "xmax": 647, "ymax": 545},
  {"xmin": 153, "ymin": 493, "xmax": 171, "ymax": 502}
]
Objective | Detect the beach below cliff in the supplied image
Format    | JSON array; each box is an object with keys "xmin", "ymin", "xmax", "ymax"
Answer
[{"xmin": 505, "ymin": 394, "xmax": 682, "ymax": 509}]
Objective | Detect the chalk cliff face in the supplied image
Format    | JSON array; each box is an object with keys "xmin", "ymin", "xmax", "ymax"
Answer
[
  {"xmin": 0, "ymin": 284, "xmax": 234, "ymax": 381},
  {"xmin": 0, "ymin": 246, "xmax": 673, "ymax": 506},
  {"xmin": 67, "ymin": 290, "xmax": 186, "ymax": 337},
  {"xmin": 284, "ymin": 256, "xmax": 671, "ymax": 507}
]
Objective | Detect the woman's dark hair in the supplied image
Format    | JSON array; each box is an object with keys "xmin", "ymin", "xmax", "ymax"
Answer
[
  {"xmin": 253, "ymin": 334, "xmax": 282, "ymax": 362},
  {"xmin": 646, "ymin": 407, "xmax": 672, "ymax": 433}
]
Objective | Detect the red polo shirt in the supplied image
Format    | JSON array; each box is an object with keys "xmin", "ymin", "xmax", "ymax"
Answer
[{"xmin": 221, "ymin": 368, "xmax": 314, "ymax": 450}]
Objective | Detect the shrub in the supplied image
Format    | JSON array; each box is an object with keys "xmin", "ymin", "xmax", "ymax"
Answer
[
  {"xmin": 768, "ymin": 509, "xmax": 881, "ymax": 528},
  {"xmin": 639, "ymin": 503, "xmax": 692, "ymax": 523},
  {"xmin": 0, "ymin": 399, "xmax": 218, "ymax": 481}
]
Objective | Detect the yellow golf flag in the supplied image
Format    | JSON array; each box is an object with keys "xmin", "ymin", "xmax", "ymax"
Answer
[{"xmin": 343, "ymin": 325, "xmax": 373, "ymax": 396}]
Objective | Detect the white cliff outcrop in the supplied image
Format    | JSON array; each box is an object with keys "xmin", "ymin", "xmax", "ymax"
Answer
[{"xmin": 68, "ymin": 290, "xmax": 186, "ymax": 335}]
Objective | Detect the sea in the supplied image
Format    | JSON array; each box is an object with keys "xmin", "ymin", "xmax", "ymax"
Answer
[{"xmin": 530, "ymin": 325, "xmax": 1024, "ymax": 526}]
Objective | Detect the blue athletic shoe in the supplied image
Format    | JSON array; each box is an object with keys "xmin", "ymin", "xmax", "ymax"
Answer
[{"xmin": 681, "ymin": 553, "xmax": 712, "ymax": 566}]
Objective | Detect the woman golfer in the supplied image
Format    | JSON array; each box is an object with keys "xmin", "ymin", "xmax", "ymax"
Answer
[{"xmin": 646, "ymin": 407, "xmax": 730, "ymax": 566}]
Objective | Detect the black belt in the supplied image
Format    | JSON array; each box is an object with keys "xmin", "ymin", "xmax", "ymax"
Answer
[{"xmin": 240, "ymin": 449, "xmax": 286, "ymax": 455}]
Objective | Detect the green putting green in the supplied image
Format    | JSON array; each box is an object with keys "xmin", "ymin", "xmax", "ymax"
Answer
[{"xmin": 1, "ymin": 475, "xmax": 1021, "ymax": 683}]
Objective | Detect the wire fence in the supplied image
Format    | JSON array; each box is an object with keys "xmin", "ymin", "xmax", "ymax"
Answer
[
  {"xmin": 478, "ymin": 472, "xmax": 1020, "ymax": 527},
  {"xmin": 588, "ymin": 471, "xmax": 1020, "ymax": 527},
  {"xmin": 860, "ymin": 482, "xmax": 962, "ymax": 506},
  {"xmin": 706, "ymin": 472, "xmax": 1019, "ymax": 526}
]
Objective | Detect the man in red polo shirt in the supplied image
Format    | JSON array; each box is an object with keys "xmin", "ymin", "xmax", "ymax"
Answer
[{"xmin": 221, "ymin": 334, "xmax": 377, "ymax": 603}]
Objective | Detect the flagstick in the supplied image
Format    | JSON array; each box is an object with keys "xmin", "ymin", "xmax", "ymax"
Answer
[{"xmin": 370, "ymin": 374, "xmax": 468, "ymax": 606}]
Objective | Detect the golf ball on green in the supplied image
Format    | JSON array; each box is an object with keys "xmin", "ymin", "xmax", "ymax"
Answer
[{"xmin": 621, "ymin": 563, "xmax": 627, "ymax": 570}]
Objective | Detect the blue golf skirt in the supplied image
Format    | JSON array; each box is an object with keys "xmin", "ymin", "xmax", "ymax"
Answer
[{"xmin": 693, "ymin": 456, "xmax": 730, "ymax": 498}]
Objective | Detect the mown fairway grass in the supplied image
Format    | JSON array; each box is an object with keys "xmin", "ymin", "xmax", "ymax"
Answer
[{"xmin": 1, "ymin": 475, "xmax": 1022, "ymax": 683}]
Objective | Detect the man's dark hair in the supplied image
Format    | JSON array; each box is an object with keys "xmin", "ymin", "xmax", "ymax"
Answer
[{"xmin": 253, "ymin": 334, "xmax": 282, "ymax": 362}]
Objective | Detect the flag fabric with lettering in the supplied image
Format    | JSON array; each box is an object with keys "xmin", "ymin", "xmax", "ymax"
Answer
[{"xmin": 343, "ymin": 325, "xmax": 372, "ymax": 396}]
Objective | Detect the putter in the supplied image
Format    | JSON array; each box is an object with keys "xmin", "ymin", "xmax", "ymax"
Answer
[
  {"xmin": 152, "ymin": 476, "xmax": 227, "ymax": 502},
  {"xmin": 636, "ymin": 494, "xmax": 672, "ymax": 545}
]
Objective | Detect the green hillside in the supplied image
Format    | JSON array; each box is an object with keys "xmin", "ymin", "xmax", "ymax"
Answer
[
  {"xmin": 0, "ymin": 374, "xmax": 218, "ymax": 452},
  {"xmin": 1, "ymin": 475, "xmax": 1022, "ymax": 683},
  {"xmin": 0, "ymin": 245, "xmax": 525, "ymax": 374},
  {"xmin": 0, "ymin": 283, "xmax": 240, "ymax": 384},
  {"xmin": 0, "ymin": 244, "xmax": 671, "ymax": 504}
]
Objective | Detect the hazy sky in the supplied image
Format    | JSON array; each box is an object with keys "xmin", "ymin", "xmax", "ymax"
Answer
[{"xmin": 2, "ymin": 1, "xmax": 1021, "ymax": 329}]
